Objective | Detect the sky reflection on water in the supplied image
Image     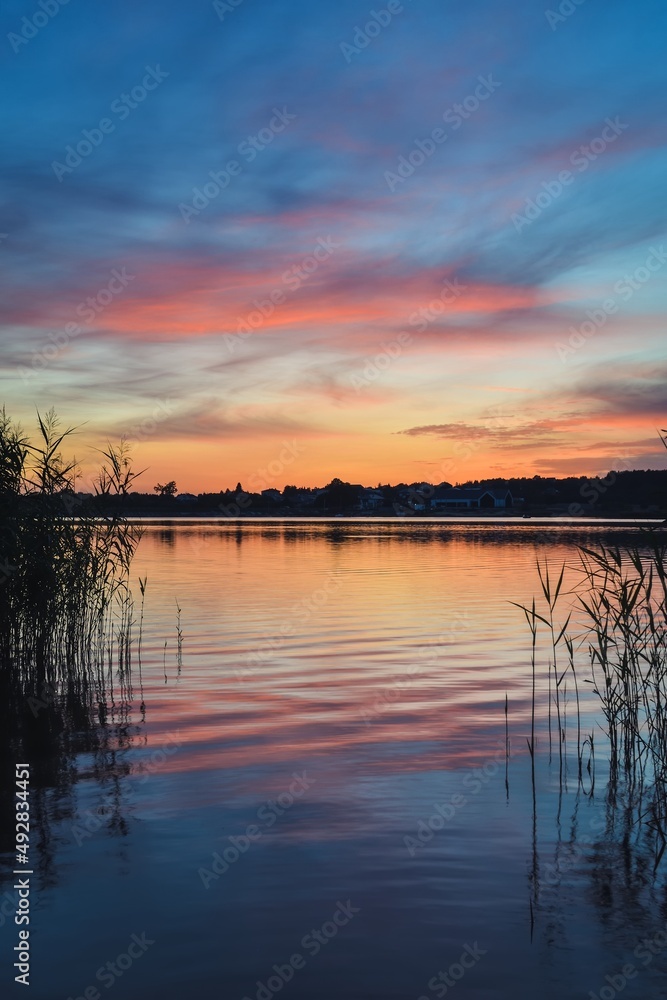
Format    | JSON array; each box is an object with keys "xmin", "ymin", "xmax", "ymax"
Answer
[{"xmin": 2, "ymin": 523, "xmax": 666, "ymax": 1000}]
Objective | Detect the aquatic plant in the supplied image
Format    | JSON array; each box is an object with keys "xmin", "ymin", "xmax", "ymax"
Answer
[
  {"xmin": 519, "ymin": 434, "xmax": 667, "ymax": 850},
  {"xmin": 576, "ymin": 536, "xmax": 667, "ymax": 837},
  {"xmin": 0, "ymin": 408, "xmax": 142, "ymax": 725}
]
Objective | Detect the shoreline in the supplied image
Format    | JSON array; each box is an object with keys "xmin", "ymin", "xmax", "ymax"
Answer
[{"xmin": 125, "ymin": 515, "xmax": 665, "ymax": 526}]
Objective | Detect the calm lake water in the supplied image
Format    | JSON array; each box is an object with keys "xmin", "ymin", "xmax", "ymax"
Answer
[{"xmin": 3, "ymin": 521, "xmax": 667, "ymax": 1000}]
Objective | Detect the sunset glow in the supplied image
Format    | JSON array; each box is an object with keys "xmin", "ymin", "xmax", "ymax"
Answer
[{"xmin": 2, "ymin": 1, "xmax": 666, "ymax": 490}]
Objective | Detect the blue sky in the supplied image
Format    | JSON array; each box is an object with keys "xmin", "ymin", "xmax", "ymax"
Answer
[{"xmin": 1, "ymin": 0, "xmax": 666, "ymax": 489}]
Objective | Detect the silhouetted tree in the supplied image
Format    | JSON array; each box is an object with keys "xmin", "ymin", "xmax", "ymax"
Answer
[{"xmin": 154, "ymin": 481, "xmax": 177, "ymax": 497}]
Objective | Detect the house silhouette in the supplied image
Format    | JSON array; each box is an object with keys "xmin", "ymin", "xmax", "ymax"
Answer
[{"xmin": 432, "ymin": 486, "xmax": 513, "ymax": 510}]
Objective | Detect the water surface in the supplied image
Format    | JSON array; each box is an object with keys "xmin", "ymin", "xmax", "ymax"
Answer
[{"xmin": 3, "ymin": 522, "xmax": 666, "ymax": 1000}]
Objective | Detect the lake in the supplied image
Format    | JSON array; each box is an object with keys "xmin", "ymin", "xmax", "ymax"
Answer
[{"xmin": 3, "ymin": 521, "xmax": 666, "ymax": 1000}]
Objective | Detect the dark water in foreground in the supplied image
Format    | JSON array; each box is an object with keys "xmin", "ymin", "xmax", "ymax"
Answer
[{"xmin": 2, "ymin": 522, "xmax": 666, "ymax": 999}]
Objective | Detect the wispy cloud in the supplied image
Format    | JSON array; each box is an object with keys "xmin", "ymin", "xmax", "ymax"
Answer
[{"xmin": 1, "ymin": 0, "xmax": 665, "ymax": 488}]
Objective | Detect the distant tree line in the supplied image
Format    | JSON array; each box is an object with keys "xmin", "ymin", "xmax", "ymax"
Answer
[{"xmin": 85, "ymin": 469, "xmax": 667, "ymax": 517}]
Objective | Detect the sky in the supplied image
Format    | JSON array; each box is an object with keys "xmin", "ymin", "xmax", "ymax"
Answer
[{"xmin": 1, "ymin": 0, "xmax": 666, "ymax": 492}]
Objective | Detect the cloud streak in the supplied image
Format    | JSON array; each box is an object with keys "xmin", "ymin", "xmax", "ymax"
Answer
[{"xmin": 0, "ymin": 0, "xmax": 665, "ymax": 488}]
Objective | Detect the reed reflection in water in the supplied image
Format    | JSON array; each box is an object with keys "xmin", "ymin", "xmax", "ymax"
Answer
[{"xmin": 1, "ymin": 522, "xmax": 666, "ymax": 1000}]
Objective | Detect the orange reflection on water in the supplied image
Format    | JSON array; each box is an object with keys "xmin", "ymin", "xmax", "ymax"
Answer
[{"xmin": 125, "ymin": 522, "xmax": 599, "ymax": 783}]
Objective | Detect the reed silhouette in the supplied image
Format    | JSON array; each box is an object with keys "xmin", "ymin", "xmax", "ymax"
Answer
[
  {"xmin": 519, "ymin": 443, "xmax": 667, "ymax": 894},
  {"xmin": 0, "ymin": 409, "xmax": 147, "ymax": 895},
  {"xmin": 0, "ymin": 408, "xmax": 143, "ymax": 742}
]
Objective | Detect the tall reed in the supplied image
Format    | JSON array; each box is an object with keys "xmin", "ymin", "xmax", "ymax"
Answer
[
  {"xmin": 520, "ymin": 432, "xmax": 667, "ymax": 848},
  {"xmin": 520, "ymin": 533, "xmax": 667, "ymax": 852},
  {"xmin": 0, "ymin": 409, "xmax": 142, "ymax": 720}
]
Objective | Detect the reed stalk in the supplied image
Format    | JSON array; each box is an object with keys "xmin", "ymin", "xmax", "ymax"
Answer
[
  {"xmin": 0, "ymin": 408, "xmax": 142, "ymax": 731},
  {"xmin": 519, "ymin": 430, "xmax": 667, "ymax": 848}
]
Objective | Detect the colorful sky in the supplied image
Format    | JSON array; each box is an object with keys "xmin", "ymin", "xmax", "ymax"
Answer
[{"xmin": 1, "ymin": 0, "xmax": 666, "ymax": 491}]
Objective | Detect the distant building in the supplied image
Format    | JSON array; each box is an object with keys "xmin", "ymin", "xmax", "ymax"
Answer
[
  {"xmin": 431, "ymin": 486, "xmax": 513, "ymax": 510},
  {"xmin": 358, "ymin": 488, "xmax": 384, "ymax": 510},
  {"xmin": 397, "ymin": 484, "xmax": 432, "ymax": 511},
  {"xmin": 176, "ymin": 492, "xmax": 197, "ymax": 503},
  {"xmin": 261, "ymin": 489, "xmax": 282, "ymax": 502}
]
